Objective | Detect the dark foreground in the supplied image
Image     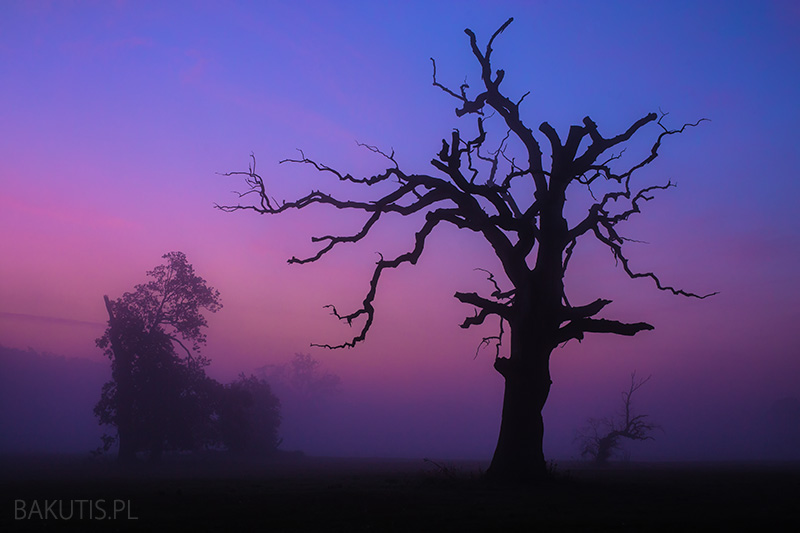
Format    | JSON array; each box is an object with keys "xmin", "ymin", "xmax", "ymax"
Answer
[{"xmin": 1, "ymin": 454, "xmax": 798, "ymax": 531}]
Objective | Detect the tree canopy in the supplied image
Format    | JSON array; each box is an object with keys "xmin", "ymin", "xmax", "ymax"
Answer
[{"xmin": 95, "ymin": 252, "xmax": 223, "ymax": 462}]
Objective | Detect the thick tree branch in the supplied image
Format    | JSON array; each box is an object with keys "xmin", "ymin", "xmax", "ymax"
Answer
[
  {"xmin": 558, "ymin": 317, "xmax": 654, "ymax": 344},
  {"xmin": 572, "ymin": 113, "xmax": 658, "ymax": 176},
  {"xmin": 561, "ymin": 298, "xmax": 612, "ymax": 321},
  {"xmin": 455, "ymin": 291, "xmax": 512, "ymax": 327}
]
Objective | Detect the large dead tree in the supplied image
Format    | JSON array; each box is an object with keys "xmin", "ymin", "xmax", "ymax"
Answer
[{"xmin": 218, "ymin": 18, "xmax": 712, "ymax": 481}]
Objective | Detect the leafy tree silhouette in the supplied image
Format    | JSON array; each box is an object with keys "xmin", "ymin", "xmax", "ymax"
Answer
[
  {"xmin": 218, "ymin": 19, "xmax": 713, "ymax": 480},
  {"xmin": 214, "ymin": 373, "xmax": 282, "ymax": 456},
  {"xmin": 95, "ymin": 252, "xmax": 222, "ymax": 463}
]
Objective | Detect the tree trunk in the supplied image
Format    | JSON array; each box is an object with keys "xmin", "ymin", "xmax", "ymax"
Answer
[
  {"xmin": 596, "ymin": 435, "xmax": 616, "ymax": 465},
  {"xmin": 485, "ymin": 193, "xmax": 566, "ymax": 481},
  {"xmin": 114, "ymin": 354, "xmax": 136, "ymax": 464},
  {"xmin": 486, "ymin": 349, "xmax": 553, "ymax": 481},
  {"xmin": 104, "ymin": 296, "xmax": 137, "ymax": 464},
  {"xmin": 116, "ymin": 427, "xmax": 137, "ymax": 464},
  {"xmin": 485, "ymin": 257, "xmax": 560, "ymax": 482}
]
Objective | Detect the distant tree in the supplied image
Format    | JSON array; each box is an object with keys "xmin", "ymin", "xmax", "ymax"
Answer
[
  {"xmin": 215, "ymin": 374, "xmax": 282, "ymax": 455},
  {"xmin": 256, "ymin": 353, "xmax": 340, "ymax": 452},
  {"xmin": 219, "ymin": 18, "xmax": 712, "ymax": 480},
  {"xmin": 95, "ymin": 251, "xmax": 222, "ymax": 463},
  {"xmin": 264, "ymin": 353, "xmax": 341, "ymax": 403},
  {"xmin": 578, "ymin": 373, "xmax": 659, "ymax": 465}
]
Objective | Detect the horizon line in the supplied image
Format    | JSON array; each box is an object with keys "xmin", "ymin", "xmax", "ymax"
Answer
[{"xmin": 0, "ymin": 311, "xmax": 105, "ymax": 328}]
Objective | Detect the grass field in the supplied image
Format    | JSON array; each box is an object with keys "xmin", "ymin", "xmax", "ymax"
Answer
[{"xmin": 2, "ymin": 453, "xmax": 798, "ymax": 531}]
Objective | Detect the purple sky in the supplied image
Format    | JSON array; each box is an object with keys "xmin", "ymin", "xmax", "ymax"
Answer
[{"xmin": 1, "ymin": 1, "xmax": 799, "ymax": 461}]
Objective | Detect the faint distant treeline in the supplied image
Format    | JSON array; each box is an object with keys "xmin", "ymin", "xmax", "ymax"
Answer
[
  {"xmin": 0, "ymin": 344, "xmax": 332, "ymax": 458},
  {"xmin": 254, "ymin": 353, "xmax": 341, "ymax": 453},
  {"xmin": 0, "ymin": 345, "xmax": 108, "ymax": 453}
]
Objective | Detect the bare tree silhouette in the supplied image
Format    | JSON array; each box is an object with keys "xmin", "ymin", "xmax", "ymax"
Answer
[
  {"xmin": 578, "ymin": 373, "xmax": 659, "ymax": 465},
  {"xmin": 218, "ymin": 18, "xmax": 713, "ymax": 480}
]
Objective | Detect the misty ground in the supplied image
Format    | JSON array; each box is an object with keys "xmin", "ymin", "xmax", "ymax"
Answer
[{"xmin": 2, "ymin": 453, "xmax": 798, "ymax": 531}]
